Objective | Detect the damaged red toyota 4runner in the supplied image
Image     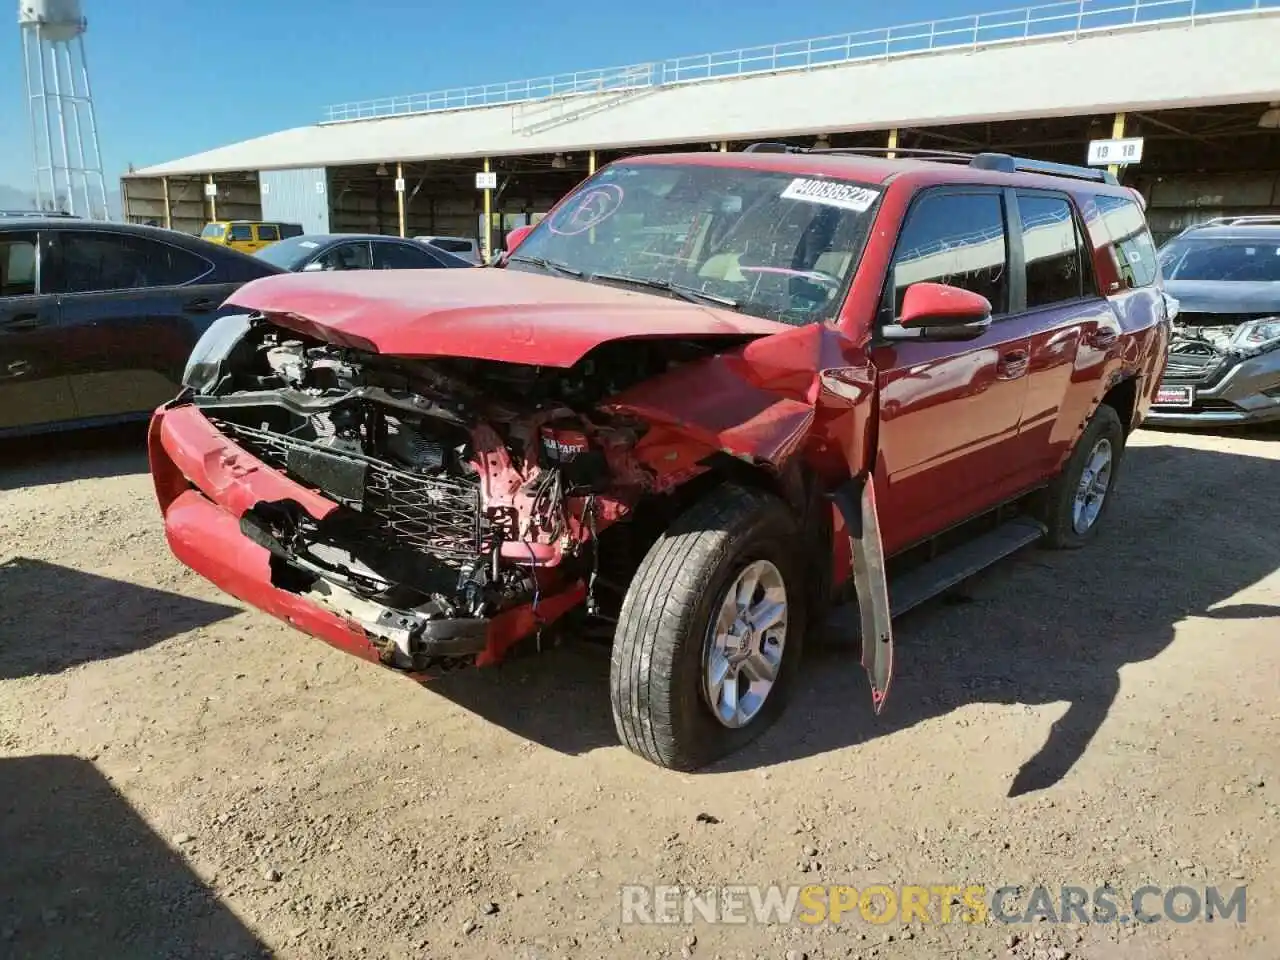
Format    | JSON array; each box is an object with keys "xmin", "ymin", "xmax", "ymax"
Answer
[{"xmin": 149, "ymin": 145, "xmax": 1171, "ymax": 770}]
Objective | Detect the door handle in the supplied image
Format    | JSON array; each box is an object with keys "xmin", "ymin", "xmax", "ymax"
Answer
[
  {"xmin": 184, "ymin": 297, "xmax": 217, "ymax": 313},
  {"xmin": 0, "ymin": 312, "xmax": 42, "ymax": 330},
  {"xmin": 997, "ymin": 349, "xmax": 1030, "ymax": 380},
  {"xmin": 1087, "ymin": 327, "xmax": 1118, "ymax": 348},
  {"xmin": 1, "ymin": 360, "xmax": 32, "ymax": 379}
]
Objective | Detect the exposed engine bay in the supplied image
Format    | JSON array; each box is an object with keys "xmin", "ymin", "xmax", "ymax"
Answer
[
  {"xmin": 187, "ymin": 317, "xmax": 739, "ymax": 667},
  {"xmin": 1166, "ymin": 312, "xmax": 1280, "ymax": 381}
]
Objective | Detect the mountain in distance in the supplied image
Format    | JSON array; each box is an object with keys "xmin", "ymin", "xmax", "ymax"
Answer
[
  {"xmin": 0, "ymin": 181, "xmax": 122, "ymax": 219},
  {"xmin": 0, "ymin": 183, "xmax": 35, "ymax": 210}
]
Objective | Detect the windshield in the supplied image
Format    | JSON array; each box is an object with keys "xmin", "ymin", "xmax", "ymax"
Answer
[
  {"xmin": 253, "ymin": 235, "xmax": 321, "ymax": 269},
  {"xmin": 508, "ymin": 161, "xmax": 882, "ymax": 324},
  {"xmin": 201, "ymin": 223, "xmax": 225, "ymax": 239},
  {"xmin": 1159, "ymin": 237, "xmax": 1280, "ymax": 282}
]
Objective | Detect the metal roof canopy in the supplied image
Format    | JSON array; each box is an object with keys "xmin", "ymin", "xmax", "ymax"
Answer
[{"xmin": 130, "ymin": 1, "xmax": 1280, "ymax": 179}]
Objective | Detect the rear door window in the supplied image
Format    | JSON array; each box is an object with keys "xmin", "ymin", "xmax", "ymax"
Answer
[
  {"xmin": 52, "ymin": 231, "xmax": 213, "ymax": 292},
  {"xmin": 887, "ymin": 190, "xmax": 1009, "ymax": 317},
  {"xmin": 0, "ymin": 233, "xmax": 38, "ymax": 297},
  {"xmin": 1016, "ymin": 193, "xmax": 1095, "ymax": 308},
  {"xmin": 257, "ymin": 224, "xmax": 280, "ymax": 242}
]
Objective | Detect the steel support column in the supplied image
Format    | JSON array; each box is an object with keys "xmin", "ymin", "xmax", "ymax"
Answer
[
  {"xmin": 396, "ymin": 161, "xmax": 406, "ymax": 238},
  {"xmin": 1109, "ymin": 112, "xmax": 1126, "ymax": 180}
]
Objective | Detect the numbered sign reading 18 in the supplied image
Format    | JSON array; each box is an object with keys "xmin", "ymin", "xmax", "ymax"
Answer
[{"xmin": 1087, "ymin": 137, "xmax": 1145, "ymax": 167}]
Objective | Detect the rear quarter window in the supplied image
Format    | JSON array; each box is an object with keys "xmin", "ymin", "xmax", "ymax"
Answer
[
  {"xmin": 429, "ymin": 238, "xmax": 474, "ymax": 253},
  {"xmin": 1082, "ymin": 194, "xmax": 1159, "ymax": 291}
]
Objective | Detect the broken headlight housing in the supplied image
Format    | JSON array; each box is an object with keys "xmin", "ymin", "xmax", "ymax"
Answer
[
  {"xmin": 182, "ymin": 313, "xmax": 254, "ymax": 394},
  {"xmin": 1229, "ymin": 317, "xmax": 1280, "ymax": 355}
]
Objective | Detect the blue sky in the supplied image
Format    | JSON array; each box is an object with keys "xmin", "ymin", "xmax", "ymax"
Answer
[{"xmin": 1, "ymin": 0, "xmax": 1004, "ymax": 192}]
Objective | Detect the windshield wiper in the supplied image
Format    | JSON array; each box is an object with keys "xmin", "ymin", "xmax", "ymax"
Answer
[
  {"xmin": 506, "ymin": 254, "xmax": 583, "ymax": 278},
  {"xmin": 588, "ymin": 272, "xmax": 740, "ymax": 309}
]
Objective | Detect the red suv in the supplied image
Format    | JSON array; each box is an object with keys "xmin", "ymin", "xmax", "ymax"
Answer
[{"xmin": 149, "ymin": 145, "xmax": 1170, "ymax": 770}]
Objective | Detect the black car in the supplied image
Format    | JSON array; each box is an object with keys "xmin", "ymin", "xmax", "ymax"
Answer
[
  {"xmin": 0, "ymin": 218, "xmax": 284, "ymax": 438},
  {"xmin": 253, "ymin": 233, "xmax": 474, "ymax": 273}
]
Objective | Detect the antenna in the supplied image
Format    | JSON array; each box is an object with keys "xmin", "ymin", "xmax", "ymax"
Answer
[{"xmin": 19, "ymin": 0, "xmax": 108, "ymax": 218}]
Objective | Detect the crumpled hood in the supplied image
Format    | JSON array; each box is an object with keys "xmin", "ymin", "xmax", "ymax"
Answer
[
  {"xmin": 1163, "ymin": 279, "xmax": 1280, "ymax": 317},
  {"xmin": 224, "ymin": 267, "xmax": 787, "ymax": 367}
]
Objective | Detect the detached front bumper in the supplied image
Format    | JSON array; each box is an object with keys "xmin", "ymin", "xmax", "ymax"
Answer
[
  {"xmin": 1145, "ymin": 350, "xmax": 1280, "ymax": 428},
  {"xmin": 148, "ymin": 403, "xmax": 584, "ymax": 673}
]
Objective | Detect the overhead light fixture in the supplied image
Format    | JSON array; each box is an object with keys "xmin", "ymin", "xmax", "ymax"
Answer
[
  {"xmin": 551, "ymin": 153, "xmax": 567, "ymax": 169},
  {"xmin": 375, "ymin": 163, "xmax": 389, "ymax": 176},
  {"xmin": 814, "ymin": 134, "xmax": 831, "ymax": 150},
  {"xmin": 1259, "ymin": 103, "xmax": 1280, "ymax": 130}
]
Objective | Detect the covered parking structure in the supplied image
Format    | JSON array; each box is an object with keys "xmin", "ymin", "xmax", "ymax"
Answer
[{"xmin": 122, "ymin": 0, "xmax": 1280, "ymax": 252}]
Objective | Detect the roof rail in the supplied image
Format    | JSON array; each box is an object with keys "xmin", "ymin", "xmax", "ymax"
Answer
[
  {"xmin": 969, "ymin": 152, "xmax": 1119, "ymax": 185},
  {"xmin": 742, "ymin": 143, "xmax": 1120, "ymax": 184},
  {"xmin": 1193, "ymin": 214, "xmax": 1280, "ymax": 228}
]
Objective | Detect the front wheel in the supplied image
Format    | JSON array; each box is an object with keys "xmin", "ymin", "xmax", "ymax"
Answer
[
  {"xmin": 1036, "ymin": 403, "xmax": 1126, "ymax": 549},
  {"xmin": 609, "ymin": 485, "xmax": 807, "ymax": 770}
]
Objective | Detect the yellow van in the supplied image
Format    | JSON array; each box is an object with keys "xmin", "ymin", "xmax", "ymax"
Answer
[{"xmin": 201, "ymin": 220, "xmax": 303, "ymax": 253}]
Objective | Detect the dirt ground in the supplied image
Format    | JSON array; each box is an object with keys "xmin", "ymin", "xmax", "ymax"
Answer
[{"xmin": 1, "ymin": 423, "xmax": 1278, "ymax": 960}]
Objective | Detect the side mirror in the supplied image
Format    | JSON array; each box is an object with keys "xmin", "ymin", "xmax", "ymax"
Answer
[
  {"xmin": 301, "ymin": 260, "xmax": 324, "ymax": 272},
  {"xmin": 505, "ymin": 224, "xmax": 534, "ymax": 252},
  {"xmin": 883, "ymin": 282, "xmax": 993, "ymax": 341}
]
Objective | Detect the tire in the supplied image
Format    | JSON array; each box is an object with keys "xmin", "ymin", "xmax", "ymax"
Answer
[
  {"xmin": 609, "ymin": 484, "xmax": 807, "ymax": 770},
  {"xmin": 1037, "ymin": 403, "xmax": 1126, "ymax": 550}
]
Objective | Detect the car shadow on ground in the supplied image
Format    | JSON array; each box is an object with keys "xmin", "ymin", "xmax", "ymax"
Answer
[
  {"xmin": 0, "ymin": 754, "xmax": 271, "ymax": 959},
  {"xmin": 0, "ymin": 424, "xmax": 149, "ymax": 492},
  {"xmin": 0, "ymin": 558, "xmax": 239, "ymax": 681},
  {"xmin": 425, "ymin": 439, "xmax": 1280, "ymax": 796}
]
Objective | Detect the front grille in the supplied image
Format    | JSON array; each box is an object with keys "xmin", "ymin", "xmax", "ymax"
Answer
[
  {"xmin": 209, "ymin": 418, "xmax": 482, "ymax": 561},
  {"xmin": 1164, "ymin": 347, "xmax": 1227, "ymax": 384},
  {"xmin": 1178, "ymin": 311, "xmax": 1275, "ymax": 328}
]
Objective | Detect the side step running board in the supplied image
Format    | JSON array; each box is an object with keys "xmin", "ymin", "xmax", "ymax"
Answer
[{"xmin": 826, "ymin": 517, "xmax": 1047, "ymax": 636}]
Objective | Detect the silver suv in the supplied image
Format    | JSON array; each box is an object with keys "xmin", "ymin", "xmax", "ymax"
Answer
[{"xmin": 1148, "ymin": 215, "xmax": 1280, "ymax": 427}]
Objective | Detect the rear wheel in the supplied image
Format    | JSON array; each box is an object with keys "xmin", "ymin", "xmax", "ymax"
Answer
[
  {"xmin": 609, "ymin": 485, "xmax": 806, "ymax": 770},
  {"xmin": 1037, "ymin": 403, "xmax": 1126, "ymax": 549}
]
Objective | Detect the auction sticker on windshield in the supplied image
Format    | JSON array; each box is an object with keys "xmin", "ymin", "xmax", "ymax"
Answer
[{"xmin": 781, "ymin": 178, "xmax": 880, "ymax": 213}]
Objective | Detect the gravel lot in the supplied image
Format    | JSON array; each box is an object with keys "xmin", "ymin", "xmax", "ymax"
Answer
[{"xmin": 1, "ymin": 423, "xmax": 1278, "ymax": 960}]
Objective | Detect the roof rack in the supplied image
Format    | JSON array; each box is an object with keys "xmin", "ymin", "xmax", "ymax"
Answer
[
  {"xmin": 741, "ymin": 143, "xmax": 1119, "ymax": 185},
  {"xmin": 968, "ymin": 152, "xmax": 1119, "ymax": 185},
  {"xmin": 1193, "ymin": 214, "xmax": 1280, "ymax": 228}
]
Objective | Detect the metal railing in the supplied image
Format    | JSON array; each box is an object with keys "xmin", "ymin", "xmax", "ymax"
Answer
[{"xmin": 320, "ymin": 0, "xmax": 1277, "ymax": 123}]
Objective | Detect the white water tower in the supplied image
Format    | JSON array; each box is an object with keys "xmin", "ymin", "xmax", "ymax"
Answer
[{"xmin": 19, "ymin": 0, "xmax": 108, "ymax": 218}]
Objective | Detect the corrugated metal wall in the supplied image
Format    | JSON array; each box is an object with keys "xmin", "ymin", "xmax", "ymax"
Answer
[
  {"xmin": 121, "ymin": 174, "xmax": 263, "ymax": 235},
  {"xmin": 1137, "ymin": 171, "xmax": 1280, "ymax": 244},
  {"xmin": 260, "ymin": 167, "xmax": 331, "ymax": 234}
]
